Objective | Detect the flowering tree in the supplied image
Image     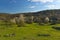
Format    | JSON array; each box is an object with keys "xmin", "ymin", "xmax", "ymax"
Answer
[{"xmin": 15, "ymin": 14, "xmax": 25, "ymax": 27}]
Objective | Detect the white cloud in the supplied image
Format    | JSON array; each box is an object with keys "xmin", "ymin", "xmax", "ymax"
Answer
[
  {"xmin": 29, "ymin": 6, "xmax": 36, "ymax": 8},
  {"xmin": 56, "ymin": 0, "xmax": 60, "ymax": 2},
  {"xmin": 45, "ymin": 5, "xmax": 60, "ymax": 9},
  {"xmin": 28, "ymin": 0, "xmax": 54, "ymax": 3},
  {"xmin": 46, "ymin": 5, "xmax": 55, "ymax": 9}
]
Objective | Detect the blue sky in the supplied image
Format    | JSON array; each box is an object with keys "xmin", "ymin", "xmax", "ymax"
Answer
[{"xmin": 0, "ymin": 0, "xmax": 60, "ymax": 13}]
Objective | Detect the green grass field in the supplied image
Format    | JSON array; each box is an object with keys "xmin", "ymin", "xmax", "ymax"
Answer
[{"xmin": 0, "ymin": 22, "xmax": 60, "ymax": 40}]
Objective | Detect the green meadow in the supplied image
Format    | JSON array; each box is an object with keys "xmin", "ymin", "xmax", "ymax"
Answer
[{"xmin": 0, "ymin": 22, "xmax": 60, "ymax": 40}]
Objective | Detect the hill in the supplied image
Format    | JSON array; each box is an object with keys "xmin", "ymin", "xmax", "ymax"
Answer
[{"xmin": 0, "ymin": 9, "xmax": 60, "ymax": 21}]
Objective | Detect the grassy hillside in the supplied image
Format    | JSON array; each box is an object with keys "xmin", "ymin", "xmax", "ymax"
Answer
[
  {"xmin": 0, "ymin": 22, "xmax": 60, "ymax": 40},
  {"xmin": 0, "ymin": 9, "xmax": 60, "ymax": 40}
]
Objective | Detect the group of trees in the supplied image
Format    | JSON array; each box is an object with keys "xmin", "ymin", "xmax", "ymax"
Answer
[
  {"xmin": 0, "ymin": 9, "xmax": 59, "ymax": 27},
  {"xmin": 14, "ymin": 14, "xmax": 58, "ymax": 27}
]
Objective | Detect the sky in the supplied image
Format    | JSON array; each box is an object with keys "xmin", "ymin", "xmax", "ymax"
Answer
[{"xmin": 0, "ymin": 0, "xmax": 60, "ymax": 13}]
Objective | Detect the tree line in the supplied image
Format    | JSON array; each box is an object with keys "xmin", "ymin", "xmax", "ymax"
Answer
[{"xmin": 14, "ymin": 14, "xmax": 58, "ymax": 27}]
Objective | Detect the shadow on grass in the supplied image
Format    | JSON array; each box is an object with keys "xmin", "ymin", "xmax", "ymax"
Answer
[
  {"xmin": 52, "ymin": 26, "xmax": 60, "ymax": 30},
  {"xmin": 37, "ymin": 34, "xmax": 50, "ymax": 37}
]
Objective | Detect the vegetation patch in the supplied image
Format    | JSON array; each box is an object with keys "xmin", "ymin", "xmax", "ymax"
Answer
[
  {"xmin": 37, "ymin": 34, "xmax": 50, "ymax": 37},
  {"xmin": 52, "ymin": 26, "xmax": 60, "ymax": 30}
]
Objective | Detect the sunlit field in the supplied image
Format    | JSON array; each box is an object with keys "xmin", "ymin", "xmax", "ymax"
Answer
[{"xmin": 0, "ymin": 21, "xmax": 60, "ymax": 40}]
